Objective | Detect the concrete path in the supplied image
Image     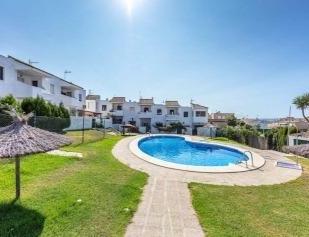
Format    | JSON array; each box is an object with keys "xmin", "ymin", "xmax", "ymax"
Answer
[
  {"xmin": 126, "ymin": 177, "xmax": 204, "ymax": 237},
  {"xmin": 112, "ymin": 136, "xmax": 302, "ymax": 237}
]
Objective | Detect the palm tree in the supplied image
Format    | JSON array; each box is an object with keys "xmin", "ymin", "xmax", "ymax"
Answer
[{"xmin": 293, "ymin": 93, "xmax": 309, "ymax": 123}]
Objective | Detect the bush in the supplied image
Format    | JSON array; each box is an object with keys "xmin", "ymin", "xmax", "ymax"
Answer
[
  {"xmin": 265, "ymin": 126, "xmax": 297, "ymax": 151},
  {"xmin": 0, "ymin": 94, "xmax": 21, "ymax": 113},
  {"xmin": 21, "ymin": 96, "xmax": 70, "ymax": 118},
  {"xmin": 217, "ymin": 126, "xmax": 259, "ymax": 145},
  {"xmin": 0, "ymin": 113, "xmax": 13, "ymax": 127},
  {"xmin": 28, "ymin": 116, "xmax": 70, "ymax": 133},
  {"xmin": 0, "ymin": 95, "xmax": 71, "ymax": 132}
]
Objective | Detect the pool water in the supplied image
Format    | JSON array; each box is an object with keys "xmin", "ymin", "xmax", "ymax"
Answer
[{"xmin": 138, "ymin": 136, "xmax": 248, "ymax": 166}]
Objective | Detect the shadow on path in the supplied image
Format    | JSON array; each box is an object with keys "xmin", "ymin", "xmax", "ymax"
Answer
[{"xmin": 0, "ymin": 202, "xmax": 45, "ymax": 237}]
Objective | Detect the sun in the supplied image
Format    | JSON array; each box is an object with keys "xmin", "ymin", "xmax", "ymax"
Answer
[
  {"xmin": 123, "ymin": 0, "xmax": 139, "ymax": 17},
  {"xmin": 125, "ymin": 0, "xmax": 133, "ymax": 16}
]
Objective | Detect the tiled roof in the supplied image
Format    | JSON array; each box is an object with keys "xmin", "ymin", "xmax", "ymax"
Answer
[
  {"xmin": 86, "ymin": 95, "xmax": 101, "ymax": 100},
  {"xmin": 139, "ymin": 98, "xmax": 154, "ymax": 105},
  {"xmin": 191, "ymin": 103, "xmax": 208, "ymax": 110},
  {"xmin": 110, "ymin": 97, "xmax": 126, "ymax": 103},
  {"xmin": 165, "ymin": 101, "xmax": 180, "ymax": 107}
]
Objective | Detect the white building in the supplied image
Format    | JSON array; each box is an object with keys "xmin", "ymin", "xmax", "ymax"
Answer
[
  {"xmin": 288, "ymin": 132, "xmax": 309, "ymax": 146},
  {"xmin": 86, "ymin": 95, "xmax": 209, "ymax": 134},
  {"xmin": 0, "ymin": 55, "xmax": 86, "ymax": 115}
]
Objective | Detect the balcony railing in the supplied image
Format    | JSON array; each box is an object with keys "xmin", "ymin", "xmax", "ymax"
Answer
[{"xmin": 165, "ymin": 114, "xmax": 180, "ymax": 120}]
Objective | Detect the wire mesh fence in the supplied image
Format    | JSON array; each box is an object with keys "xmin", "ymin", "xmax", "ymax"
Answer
[{"xmin": 0, "ymin": 114, "xmax": 70, "ymax": 133}]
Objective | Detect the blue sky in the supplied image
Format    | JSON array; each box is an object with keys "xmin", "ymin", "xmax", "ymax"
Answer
[{"xmin": 0, "ymin": 0, "xmax": 308, "ymax": 118}]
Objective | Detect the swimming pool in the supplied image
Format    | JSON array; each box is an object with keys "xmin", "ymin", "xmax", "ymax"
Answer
[
  {"xmin": 129, "ymin": 135, "xmax": 265, "ymax": 172},
  {"xmin": 138, "ymin": 136, "xmax": 248, "ymax": 166}
]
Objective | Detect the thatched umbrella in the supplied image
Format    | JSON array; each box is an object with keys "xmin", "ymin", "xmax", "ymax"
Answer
[{"xmin": 0, "ymin": 110, "xmax": 71, "ymax": 200}]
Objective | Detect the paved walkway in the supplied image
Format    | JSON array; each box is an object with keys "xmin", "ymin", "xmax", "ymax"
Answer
[
  {"xmin": 126, "ymin": 177, "xmax": 204, "ymax": 237},
  {"xmin": 112, "ymin": 136, "xmax": 302, "ymax": 237}
]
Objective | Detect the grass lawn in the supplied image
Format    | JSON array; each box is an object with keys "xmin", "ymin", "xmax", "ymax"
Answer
[
  {"xmin": 65, "ymin": 129, "xmax": 106, "ymax": 145},
  {"xmin": 0, "ymin": 132, "xmax": 148, "ymax": 237},
  {"xmin": 190, "ymin": 157, "xmax": 309, "ymax": 237}
]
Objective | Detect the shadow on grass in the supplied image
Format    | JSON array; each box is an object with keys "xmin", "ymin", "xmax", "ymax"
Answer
[{"xmin": 0, "ymin": 203, "xmax": 45, "ymax": 237}]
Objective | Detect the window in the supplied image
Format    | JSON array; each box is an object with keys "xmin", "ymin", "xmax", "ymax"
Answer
[
  {"xmin": 17, "ymin": 73, "xmax": 24, "ymax": 83},
  {"xmin": 79, "ymin": 94, "xmax": 82, "ymax": 102},
  {"xmin": 184, "ymin": 111, "xmax": 189, "ymax": 117},
  {"xmin": 169, "ymin": 109, "xmax": 175, "ymax": 115},
  {"xmin": 157, "ymin": 109, "xmax": 162, "ymax": 115},
  {"xmin": 196, "ymin": 111, "xmax": 206, "ymax": 117},
  {"xmin": 144, "ymin": 107, "xmax": 150, "ymax": 112},
  {"xmin": 0, "ymin": 66, "xmax": 3, "ymax": 80},
  {"xmin": 112, "ymin": 116, "xmax": 123, "ymax": 124},
  {"xmin": 116, "ymin": 105, "xmax": 122, "ymax": 110},
  {"xmin": 102, "ymin": 105, "xmax": 107, "ymax": 111},
  {"xmin": 32, "ymin": 80, "xmax": 38, "ymax": 87},
  {"xmin": 50, "ymin": 84, "xmax": 55, "ymax": 94}
]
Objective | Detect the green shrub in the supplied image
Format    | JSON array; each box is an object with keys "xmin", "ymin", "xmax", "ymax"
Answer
[
  {"xmin": 0, "ymin": 95, "xmax": 71, "ymax": 132},
  {"xmin": 217, "ymin": 126, "xmax": 259, "ymax": 145},
  {"xmin": 28, "ymin": 116, "xmax": 70, "ymax": 133},
  {"xmin": 0, "ymin": 94, "xmax": 21, "ymax": 112},
  {"xmin": 21, "ymin": 96, "xmax": 70, "ymax": 118}
]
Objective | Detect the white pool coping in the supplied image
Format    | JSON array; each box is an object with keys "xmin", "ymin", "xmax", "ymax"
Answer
[{"xmin": 129, "ymin": 134, "xmax": 266, "ymax": 173}]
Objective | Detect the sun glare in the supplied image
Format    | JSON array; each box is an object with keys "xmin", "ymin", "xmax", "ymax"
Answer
[
  {"xmin": 123, "ymin": 0, "xmax": 140, "ymax": 17},
  {"xmin": 125, "ymin": 0, "xmax": 133, "ymax": 16}
]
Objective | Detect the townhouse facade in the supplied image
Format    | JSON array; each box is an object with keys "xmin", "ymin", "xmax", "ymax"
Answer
[
  {"xmin": 0, "ymin": 55, "xmax": 86, "ymax": 115},
  {"xmin": 209, "ymin": 111, "xmax": 235, "ymax": 128},
  {"xmin": 86, "ymin": 95, "xmax": 209, "ymax": 134}
]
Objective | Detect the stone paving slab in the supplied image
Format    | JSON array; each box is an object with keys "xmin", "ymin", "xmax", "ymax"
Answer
[{"xmin": 125, "ymin": 177, "xmax": 204, "ymax": 237}]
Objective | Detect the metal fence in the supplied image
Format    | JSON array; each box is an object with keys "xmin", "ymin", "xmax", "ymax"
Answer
[{"xmin": 0, "ymin": 114, "xmax": 70, "ymax": 133}]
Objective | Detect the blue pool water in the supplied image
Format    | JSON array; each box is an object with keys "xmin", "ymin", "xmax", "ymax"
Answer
[{"xmin": 138, "ymin": 136, "xmax": 248, "ymax": 166}]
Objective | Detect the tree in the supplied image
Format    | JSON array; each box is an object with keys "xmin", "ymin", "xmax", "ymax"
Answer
[
  {"xmin": 0, "ymin": 94, "xmax": 21, "ymax": 112},
  {"xmin": 293, "ymin": 93, "xmax": 309, "ymax": 123},
  {"xmin": 59, "ymin": 102, "xmax": 70, "ymax": 118},
  {"xmin": 226, "ymin": 115, "xmax": 238, "ymax": 127},
  {"xmin": 0, "ymin": 94, "xmax": 17, "ymax": 106},
  {"xmin": 168, "ymin": 122, "xmax": 186, "ymax": 134},
  {"xmin": 21, "ymin": 96, "xmax": 69, "ymax": 118}
]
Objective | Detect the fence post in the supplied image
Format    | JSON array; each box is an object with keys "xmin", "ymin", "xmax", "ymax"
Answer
[
  {"xmin": 82, "ymin": 108, "xmax": 85, "ymax": 143},
  {"xmin": 33, "ymin": 112, "xmax": 37, "ymax": 127}
]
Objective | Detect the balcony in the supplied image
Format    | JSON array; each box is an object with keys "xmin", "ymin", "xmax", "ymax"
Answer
[
  {"xmin": 166, "ymin": 114, "xmax": 180, "ymax": 121},
  {"xmin": 138, "ymin": 111, "xmax": 153, "ymax": 119},
  {"xmin": 109, "ymin": 109, "xmax": 124, "ymax": 116},
  {"xmin": 15, "ymin": 80, "xmax": 47, "ymax": 98},
  {"xmin": 59, "ymin": 94, "xmax": 84, "ymax": 108}
]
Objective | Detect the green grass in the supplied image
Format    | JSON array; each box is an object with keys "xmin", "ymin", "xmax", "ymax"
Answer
[
  {"xmin": 207, "ymin": 137, "xmax": 247, "ymax": 146},
  {"xmin": 190, "ymin": 158, "xmax": 309, "ymax": 237},
  {"xmin": 65, "ymin": 129, "xmax": 106, "ymax": 145},
  {"xmin": 0, "ymin": 132, "xmax": 148, "ymax": 237}
]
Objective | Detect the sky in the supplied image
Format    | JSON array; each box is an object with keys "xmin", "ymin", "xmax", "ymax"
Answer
[{"xmin": 0, "ymin": 0, "xmax": 308, "ymax": 118}]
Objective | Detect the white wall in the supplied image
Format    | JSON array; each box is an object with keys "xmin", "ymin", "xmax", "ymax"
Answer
[
  {"xmin": 65, "ymin": 116, "xmax": 93, "ymax": 131},
  {"xmin": 193, "ymin": 108, "xmax": 209, "ymax": 124},
  {"xmin": 86, "ymin": 100, "xmax": 97, "ymax": 112},
  {"xmin": 288, "ymin": 135, "xmax": 309, "ymax": 146},
  {"xmin": 0, "ymin": 55, "xmax": 86, "ymax": 114},
  {"xmin": 85, "ymin": 97, "xmax": 210, "ymax": 132},
  {"xmin": 197, "ymin": 127, "xmax": 216, "ymax": 137}
]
